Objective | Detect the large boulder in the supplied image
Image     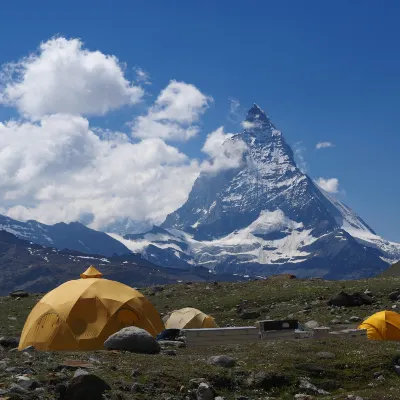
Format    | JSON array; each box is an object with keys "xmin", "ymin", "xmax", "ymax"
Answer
[
  {"xmin": 327, "ymin": 291, "xmax": 373, "ymax": 307},
  {"xmin": 64, "ymin": 374, "xmax": 110, "ymax": 400},
  {"xmin": 104, "ymin": 327, "xmax": 160, "ymax": 354}
]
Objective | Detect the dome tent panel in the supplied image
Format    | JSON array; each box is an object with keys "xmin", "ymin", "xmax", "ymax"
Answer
[{"xmin": 18, "ymin": 266, "xmax": 164, "ymax": 351}]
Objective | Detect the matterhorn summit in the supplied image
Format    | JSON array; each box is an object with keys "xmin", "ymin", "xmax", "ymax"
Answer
[{"xmin": 121, "ymin": 105, "xmax": 400, "ymax": 279}]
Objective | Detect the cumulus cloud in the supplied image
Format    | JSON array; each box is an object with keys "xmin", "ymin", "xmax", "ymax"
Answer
[
  {"xmin": 0, "ymin": 37, "xmax": 143, "ymax": 119},
  {"xmin": 201, "ymin": 127, "xmax": 247, "ymax": 173},
  {"xmin": 316, "ymin": 177, "xmax": 339, "ymax": 193},
  {"xmin": 0, "ymin": 36, "xmax": 255, "ymax": 232},
  {"xmin": 132, "ymin": 80, "xmax": 213, "ymax": 141},
  {"xmin": 1, "ymin": 113, "xmax": 201, "ymax": 228},
  {"xmin": 316, "ymin": 141, "xmax": 335, "ymax": 149}
]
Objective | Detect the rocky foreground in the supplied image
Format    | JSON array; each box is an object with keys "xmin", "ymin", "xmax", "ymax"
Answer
[{"xmin": 2, "ymin": 276, "xmax": 400, "ymax": 399}]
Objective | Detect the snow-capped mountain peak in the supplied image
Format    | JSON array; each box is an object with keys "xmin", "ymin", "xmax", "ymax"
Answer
[{"xmin": 116, "ymin": 105, "xmax": 399, "ymax": 279}]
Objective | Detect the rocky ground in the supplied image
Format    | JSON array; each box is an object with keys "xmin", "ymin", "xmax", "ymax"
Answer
[{"xmin": 2, "ymin": 275, "xmax": 400, "ymax": 399}]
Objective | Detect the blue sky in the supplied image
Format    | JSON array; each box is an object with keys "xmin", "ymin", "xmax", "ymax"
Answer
[{"xmin": 0, "ymin": 0, "xmax": 399, "ymax": 241}]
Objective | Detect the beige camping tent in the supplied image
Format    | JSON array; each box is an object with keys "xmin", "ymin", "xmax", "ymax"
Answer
[
  {"xmin": 164, "ymin": 307, "xmax": 218, "ymax": 329},
  {"xmin": 19, "ymin": 266, "xmax": 164, "ymax": 351}
]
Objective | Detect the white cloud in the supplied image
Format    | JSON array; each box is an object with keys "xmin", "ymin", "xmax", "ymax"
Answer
[
  {"xmin": 1, "ymin": 117, "xmax": 246, "ymax": 229},
  {"xmin": 134, "ymin": 67, "xmax": 151, "ymax": 85},
  {"xmin": 0, "ymin": 37, "xmax": 143, "ymax": 119},
  {"xmin": 132, "ymin": 80, "xmax": 212, "ymax": 141},
  {"xmin": 229, "ymin": 98, "xmax": 240, "ymax": 115},
  {"xmin": 1, "ymin": 113, "xmax": 201, "ymax": 229},
  {"xmin": 241, "ymin": 120, "xmax": 258, "ymax": 129},
  {"xmin": 201, "ymin": 127, "xmax": 247, "ymax": 173},
  {"xmin": 0, "ymin": 36, "xmax": 249, "ymax": 232},
  {"xmin": 293, "ymin": 142, "xmax": 308, "ymax": 173},
  {"xmin": 316, "ymin": 177, "xmax": 339, "ymax": 193},
  {"xmin": 316, "ymin": 141, "xmax": 335, "ymax": 149}
]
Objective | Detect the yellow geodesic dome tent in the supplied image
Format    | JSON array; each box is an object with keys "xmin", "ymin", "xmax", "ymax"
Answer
[
  {"xmin": 358, "ymin": 310, "xmax": 400, "ymax": 340},
  {"xmin": 18, "ymin": 266, "xmax": 164, "ymax": 351},
  {"xmin": 164, "ymin": 307, "xmax": 219, "ymax": 329}
]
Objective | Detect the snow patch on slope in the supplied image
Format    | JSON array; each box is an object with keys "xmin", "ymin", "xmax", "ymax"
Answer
[
  {"xmin": 320, "ymin": 189, "xmax": 400, "ymax": 261},
  {"xmin": 113, "ymin": 210, "xmax": 317, "ymax": 268}
]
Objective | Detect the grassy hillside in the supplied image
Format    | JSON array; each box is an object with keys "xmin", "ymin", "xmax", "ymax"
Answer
[
  {"xmin": 380, "ymin": 261, "xmax": 400, "ymax": 277},
  {"xmin": 2, "ymin": 276, "xmax": 400, "ymax": 399}
]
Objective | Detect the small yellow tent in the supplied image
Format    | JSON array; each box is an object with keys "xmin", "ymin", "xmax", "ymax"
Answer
[
  {"xmin": 18, "ymin": 266, "xmax": 164, "ymax": 351},
  {"xmin": 164, "ymin": 307, "xmax": 218, "ymax": 329},
  {"xmin": 358, "ymin": 310, "xmax": 400, "ymax": 340}
]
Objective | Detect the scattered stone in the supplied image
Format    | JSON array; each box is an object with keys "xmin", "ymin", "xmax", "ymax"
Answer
[
  {"xmin": 64, "ymin": 374, "xmax": 111, "ymax": 400},
  {"xmin": 189, "ymin": 378, "xmax": 208, "ymax": 389},
  {"xmin": 131, "ymin": 383, "xmax": 146, "ymax": 393},
  {"xmin": 246, "ymin": 371, "xmax": 289, "ymax": 389},
  {"xmin": 8, "ymin": 384, "xmax": 27, "ymax": 394},
  {"xmin": 104, "ymin": 326, "xmax": 160, "ymax": 354},
  {"xmin": 131, "ymin": 368, "xmax": 140, "ymax": 377},
  {"xmin": 163, "ymin": 349, "xmax": 177, "ymax": 356},
  {"xmin": 9, "ymin": 290, "xmax": 28, "ymax": 298},
  {"xmin": 299, "ymin": 378, "xmax": 329, "ymax": 395},
  {"xmin": 305, "ymin": 320, "xmax": 319, "ymax": 329},
  {"xmin": 55, "ymin": 383, "xmax": 68, "ymax": 397},
  {"xmin": 158, "ymin": 340, "xmax": 186, "ymax": 348},
  {"xmin": 388, "ymin": 291, "xmax": 400, "ymax": 301},
  {"xmin": 349, "ymin": 316, "xmax": 361, "ymax": 322},
  {"xmin": 330, "ymin": 319, "xmax": 342, "ymax": 325},
  {"xmin": 239, "ymin": 310, "xmax": 260, "ymax": 319},
  {"xmin": 207, "ymin": 355, "xmax": 236, "ymax": 368},
  {"xmin": 214, "ymin": 397, "xmax": 225, "ymax": 400},
  {"xmin": 196, "ymin": 382, "xmax": 214, "ymax": 400},
  {"xmin": 0, "ymin": 337, "xmax": 19, "ymax": 349},
  {"xmin": 327, "ymin": 291, "xmax": 373, "ymax": 307},
  {"xmin": 294, "ymin": 395, "xmax": 314, "ymax": 400},
  {"xmin": 316, "ymin": 351, "xmax": 336, "ymax": 359},
  {"xmin": 394, "ymin": 365, "xmax": 400, "ymax": 376},
  {"xmin": 74, "ymin": 368, "xmax": 89, "ymax": 378},
  {"xmin": 364, "ymin": 289, "xmax": 373, "ymax": 296}
]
